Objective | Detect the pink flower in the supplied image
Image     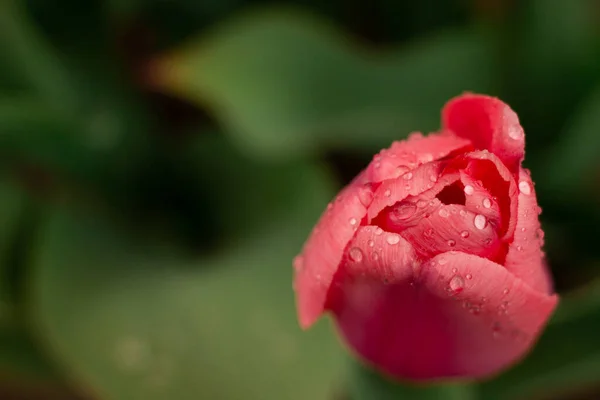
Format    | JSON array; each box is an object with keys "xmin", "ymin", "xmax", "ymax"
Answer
[{"xmin": 293, "ymin": 94, "xmax": 558, "ymax": 381}]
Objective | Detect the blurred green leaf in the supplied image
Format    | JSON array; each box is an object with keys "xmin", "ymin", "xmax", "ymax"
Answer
[
  {"xmin": 500, "ymin": 0, "xmax": 599, "ymax": 150},
  {"xmin": 29, "ymin": 159, "xmax": 346, "ymax": 400},
  {"xmin": 348, "ymin": 360, "xmax": 476, "ymax": 400},
  {"xmin": 153, "ymin": 8, "xmax": 496, "ymax": 159},
  {"xmin": 0, "ymin": 0, "xmax": 76, "ymax": 110},
  {"xmin": 541, "ymin": 85, "xmax": 600, "ymax": 197},
  {"xmin": 478, "ymin": 280, "xmax": 600, "ymax": 399},
  {"xmin": 179, "ymin": 133, "xmax": 337, "ymax": 241},
  {"xmin": 0, "ymin": 179, "xmax": 24, "ymax": 310},
  {"xmin": 0, "ymin": 325, "xmax": 60, "ymax": 381}
]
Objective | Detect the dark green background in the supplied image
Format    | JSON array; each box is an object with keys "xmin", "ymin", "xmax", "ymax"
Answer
[{"xmin": 0, "ymin": 0, "xmax": 599, "ymax": 399}]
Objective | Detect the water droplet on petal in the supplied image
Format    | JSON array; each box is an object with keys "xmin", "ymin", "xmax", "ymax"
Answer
[
  {"xmin": 349, "ymin": 247, "xmax": 363, "ymax": 262},
  {"xmin": 417, "ymin": 200, "xmax": 427, "ymax": 208},
  {"xmin": 474, "ymin": 214, "xmax": 487, "ymax": 230},
  {"xmin": 459, "ymin": 210, "xmax": 467, "ymax": 217},
  {"xmin": 464, "ymin": 185, "xmax": 474, "ymax": 195},
  {"xmin": 429, "ymin": 174, "xmax": 438, "ymax": 182},
  {"xmin": 483, "ymin": 198, "xmax": 492, "ymax": 209},
  {"xmin": 374, "ymin": 162, "xmax": 381, "ymax": 169},
  {"xmin": 423, "ymin": 228, "xmax": 434, "ymax": 238},
  {"xmin": 358, "ymin": 185, "xmax": 374, "ymax": 206},
  {"xmin": 384, "ymin": 189, "xmax": 391, "ymax": 197},
  {"xmin": 368, "ymin": 240, "xmax": 375, "ymax": 247},
  {"xmin": 519, "ymin": 181, "xmax": 531, "ymax": 195},
  {"xmin": 349, "ymin": 218, "xmax": 358, "ymax": 226},
  {"xmin": 503, "ymin": 288, "xmax": 510, "ymax": 295},
  {"xmin": 390, "ymin": 201, "xmax": 417, "ymax": 222},
  {"xmin": 452, "ymin": 268, "xmax": 458, "ymax": 273},
  {"xmin": 327, "ymin": 202, "xmax": 333, "ymax": 210},
  {"xmin": 460, "ymin": 230, "xmax": 470, "ymax": 238},
  {"xmin": 293, "ymin": 255, "xmax": 304, "ymax": 271},
  {"xmin": 447, "ymin": 239, "xmax": 456, "ymax": 247},
  {"xmin": 386, "ymin": 234, "xmax": 401, "ymax": 245},
  {"xmin": 395, "ymin": 166, "xmax": 410, "ymax": 177},
  {"xmin": 403, "ymin": 172, "xmax": 413, "ymax": 180},
  {"xmin": 372, "ymin": 251, "xmax": 379, "ymax": 261},
  {"xmin": 375, "ymin": 227, "xmax": 383, "ymax": 235},
  {"xmin": 448, "ymin": 275, "xmax": 464, "ymax": 294},
  {"xmin": 438, "ymin": 258, "xmax": 448, "ymax": 265},
  {"xmin": 521, "ymin": 227, "xmax": 526, "ymax": 232},
  {"xmin": 508, "ymin": 125, "xmax": 523, "ymax": 140},
  {"xmin": 466, "ymin": 273, "xmax": 472, "ymax": 280},
  {"xmin": 516, "ymin": 245, "xmax": 523, "ymax": 251},
  {"xmin": 492, "ymin": 322, "xmax": 503, "ymax": 338},
  {"xmin": 438, "ymin": 208, "xmax": 450, "ymax": 218}
]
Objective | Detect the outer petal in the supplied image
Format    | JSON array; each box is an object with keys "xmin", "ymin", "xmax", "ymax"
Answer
[
  {"xmin": 504, "ymin": 168, "xmax": 553, "ymax": 293},
  {"xmin": 294, "ymin": 181, "xmax": 374, "ymax": 328},
  {"xmin": 365, "ymin": 132, "xmax": 472, "ymax": 183},
  {"xmin": 442, "ymin": 94, "xmax": 525, "ymax": 174},
  {"xmin": 332, "ymin": 251, "xmax": 557, "ymax": 380}
]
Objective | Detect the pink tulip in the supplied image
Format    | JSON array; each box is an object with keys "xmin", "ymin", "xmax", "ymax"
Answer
[{"xmin": 293, "ymin": 93, "xmax": 558, "ymax": 381}]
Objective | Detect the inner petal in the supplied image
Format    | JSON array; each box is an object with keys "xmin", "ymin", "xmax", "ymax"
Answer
[{"xmin": 375, "ymin": 179, "xmax": 504, "ymax": 262}]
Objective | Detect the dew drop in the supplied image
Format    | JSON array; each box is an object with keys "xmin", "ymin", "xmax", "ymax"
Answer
[
  {"xmin": 459, "ymin": 210, "xmax": 467, "ymax": 217},
  {"xmin": 293, "ymin": 255, "xmax": 304, "ymax": 271},
  {"xmin": 403, "ymin": 172, "xmax": 413, "ymax": 180},
  {"xmin": 492, "ymin": 322, "xmax": 503, "ymax": 338},
  {"xmin": 516, "ymin": 245, "xmax": 523, "ymax": 251},
  {"xmin": 417, "ymin": 200, "xmax": 427, "ymax": 208},
  {"xmin": 390, "ymin": 201, "xmax": 417, "ymax": 222},
  {"xmin": 438, "ymin": 208, "xmax": 450, "ymax": 218},
  {"xmin": 482, "ymin": 198, "xmax": 492, "ymax": 209},
  {"xmin": 386, "ymin": 234, "xmax": 401, "ymax": 245},
  {"xmin": 466, "ymin": 273, "xmax": 472, "ymax": 280},
  {"xmin": 349, "ymin": 218, "xmax": 357, "ymax": 226},
  {"xmin": 429, "ymin": 175, "xmax": 438, "ymax": 182},
  {"xmin": 423, "ymin": 153, "xmax": 434, "ymax": 162},
  {"xmin": 447, "ymin": 239, "xmax": 456, "ymax": 247},
  {"xmin": 452, "ymin": 268, "xmax": 458, "ymax": 273},
  {"xmin": 448, "ymin": 275, "xmax": 464, "ymax": 294},
  {"xmin": 349, "ymin": 247, "xmax": 363, "ymax": 262},
  {"xmin": 375, "ymin": 227, "xmax": 383, "ymax": 235},
  {"xmin": 503, "ymin": 288, "xmax": 510, "ymax": 295},
  {"xmin": 474, "ymin": 214, "xmax": 487, "ymax": 230},
  {"xmin": 327, "ymin": 202, "xmax": 333, "ymax": 210},
  {"xmin": 368, "ymin": 240, "xmax": 375, "ymax": 248},
  {"xmin": 521, "ymin": 227, "xmax": 526, "ymax": 232},
  {"xmin": 518, "ymin": 181, "xmax": 531, "ymax": 195},
  {"xmin": 508, "ymin": 125, "xmax": 523, "ymax": 140},
  {"xmin": 358, "ymin": 185, "xmax": 374, "ymax": 206},
  {"xmin": 464, "ymin": 185, "xmax": 474, "ymax": 195},
  {"xmin": 384, "ymin": 189, "xmax": 391, "ymax": 197},
  {"xmin": 374, "ymin": 162, "xmax": 381, "ymax": 169},
  {"xmin": 395, "ymin": 166, "xmax": 410, "ymax": 177},
  {"xmin": 460, "ymin": 230, "xmax": 470, "ymax": 238},
  {"xmin": 424, "ymin": 228, "xmax": 434, "ymax": 238},
  {"xmin": 438, "ymin": 258, "xmax": 448, "ymax": 265},
  {"xmin": 372, "ymin": 251, "xmax": 379, "ymax": 261}
]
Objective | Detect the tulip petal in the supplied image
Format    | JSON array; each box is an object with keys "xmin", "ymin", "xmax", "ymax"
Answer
[
  {"xmin": 366, "ymin": 132, "xmax": 472, "ymax": 183},
  {"xmin": 367, "ymin": 161, "xmax": 458, "ymax": 221},
  {"xmin": 442, "ymin": 94, "xmax": 525, "ymax": 174},
  {"xmin": 294, "ymin": 181, "xmax": 374, "ymax": 328},
  {"xmin": 457, "ymin": 150, "xmax": 519, "ymax": 240},
  {"xmin": 504, "ymin": 169, "xmax": 553, "ymax": 293},
  {"xmin": 332, "ymin": 251, "xmax": 557, "ymax": 380}
]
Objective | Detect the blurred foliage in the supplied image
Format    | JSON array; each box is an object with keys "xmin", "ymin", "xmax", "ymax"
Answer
[{"xmin": 0, "ymin": 0, "xmax": 599, "ymax": 399}]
